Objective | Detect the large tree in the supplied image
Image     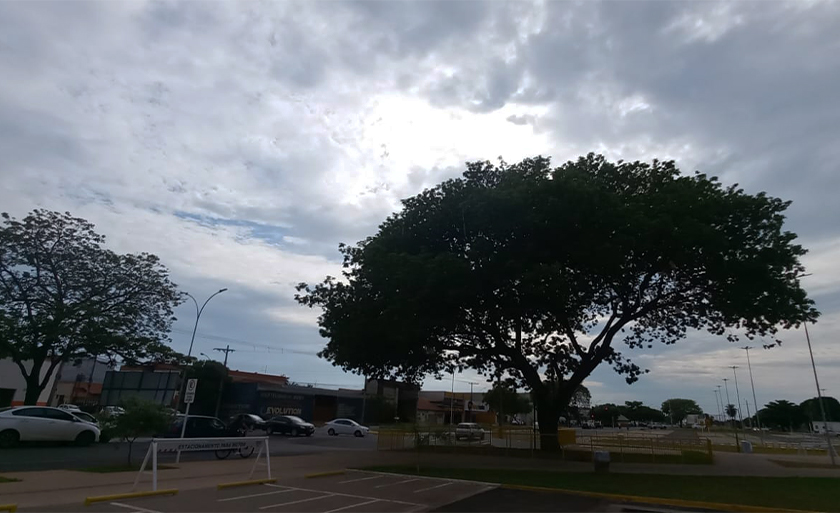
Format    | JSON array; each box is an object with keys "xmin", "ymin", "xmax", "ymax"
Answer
[
  {"xmin": 662, "ymin": 398, "xmax": 703, "ymax": 425},
  {"xmin": 800, "ymin": 396, "xmax": 840, "ymax": 424},
  {"xmin": 296, "ymin": 154, "xmax": 817, "ymax": 450},
  {"xmin": 0, "ymin": 210, "xmax": 182, "ymax": 404},
  {"xmin": 483, "ymin": 382, "xmax": 531, "ymax": 423},
  {"xmin": 759, "ymin": 400, "xmax": 808, "ymax": 431}
]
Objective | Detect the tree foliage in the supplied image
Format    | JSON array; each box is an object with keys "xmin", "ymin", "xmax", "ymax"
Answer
[
  {"xmin": 661, "ymin": 398, "xmax": 703, "ymax": 425},
  {"xmin": 483, "ymin": 382, "xmax": 531, "ymax": 421},
  {"xmin": 110, "ymin": 397, "xmax": 174, "ymax": 464},
  {"xmin": 591, "ymin": 402, "xmax": 665, "ymax": 424},
  {"xmin": 296, "ymin": 154, "xmax": 817, "ymax": 450},
  {"xmin": 0, "ymin": 210, "xmax": 182, "ymax": 404},
  {"xmin": 799, "ymin": 396, "xmax": 840, "ymax": 423},
  {"xmin": 725, "ymin": 403, "xmax": 738, "ymax": 420},
  {"xmin": 759, "ymin": 400, "xmax": 808, "ymax": 430}
]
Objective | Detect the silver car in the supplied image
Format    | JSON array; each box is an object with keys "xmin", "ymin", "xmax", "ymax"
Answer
[{"xmin": 455, "ymin": 422, "xmax": 485, "ymax": 441}]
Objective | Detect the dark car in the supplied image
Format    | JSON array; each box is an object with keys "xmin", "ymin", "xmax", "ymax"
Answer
[
  {"xmin": 264, "ymin": 415, "xmax": 315, "ymax": 437},
  {"xmin": 228, "ymin": 414, "xmax": 267, "ymax": 433},
  {"xmin": 161, "ymin": 415, "xmax": 239, "ymax": 438}
]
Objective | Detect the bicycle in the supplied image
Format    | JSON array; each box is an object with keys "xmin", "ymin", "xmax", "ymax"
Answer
[{"xmin": 214, "ymin": 444, "xmax": 255, "ymax": 460}]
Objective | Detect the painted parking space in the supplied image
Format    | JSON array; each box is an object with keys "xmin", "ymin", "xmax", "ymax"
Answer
[{"xmin": 19, "ymin": 471, "xmax": 495, "ymax": 513}]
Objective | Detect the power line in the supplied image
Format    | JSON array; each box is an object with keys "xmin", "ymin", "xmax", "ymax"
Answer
[{"xmin": 171, "ymin": 328, "xmax": 320, "ymax": 357}]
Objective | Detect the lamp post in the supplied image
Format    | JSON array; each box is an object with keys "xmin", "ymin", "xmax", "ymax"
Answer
[
  {"xmin": 804, "ymin": 322, "xmax": 836, "ymax": 466},
  {"xmin": 723, "ymin": 378, "xmax": 733, "ymax": 427},
  {"xmin": 185, "ymin": 289, "xmax": 228, "ymax": 358},
  {"xmin": 714, "ymin": 389, "xmax": 723, "ymax": 423},
  {"xmin": 716, "ymin": 385, "xmax": 724, "ymax": 422},
  {"xmin": 730, "ymin": 366, "xmax": 744, "ymax": 428}
]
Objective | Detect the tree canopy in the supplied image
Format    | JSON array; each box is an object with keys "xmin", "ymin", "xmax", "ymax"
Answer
[
  {"xmin": 296, "ymin": 154, "xmax": 817, "ymax": 450},
  {"xmin": 800, "ymin": 396, "xmax": 840, "ymax": 423},
  {"xmin": 759, "ymin": 400, "xmax": 808, "ymax": 430},
  {"xmin": 109, "ymin": 397, "xmax": 174, "ymax": 464},
  {"xmin": 662, "ymin": 398, "xmax": 703, "ymax": 425},
  {"xmin": 483, "ymin": 382, "xmax": 532, "ymax": 422},
  {"xmin": 0, "ymin": 210, "xmax": 182, "ymax": 404}
]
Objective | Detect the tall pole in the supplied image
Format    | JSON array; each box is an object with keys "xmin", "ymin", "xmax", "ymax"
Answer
[
  {"xmin": 804, "ymin": 322, "xmax": 836, "ymax": 466},
  {"xmin": 730, "ymin": 366, "xmax": 744, "ymax": 428},
  {"xmin": 213, "ymin": 345, "xmax": 235, "ymax": 418},
  {"xmin": 180, "ymin": 289, "xmax": 228, "ymax": 412},
  {"xmin": 745, "ymin": 399, "xmax": 752, "ymax": 428},
  {"xmin": 742, "ymin": 346, "xmax": 763, "ymax": 432},
  {"xmin": 723, "ymin": 378, "xmax": 732, "ymax": 427},
  {"xmin": 449, "ymin": 372, "xmax": 455, "ymax": 430},
  {"xmin": 714, "ymin": 389, "xmax": 722, "ymax": 423},
  {"xmin": 716, "ymin": 385, "xmax": 724, "ymax": 422}
]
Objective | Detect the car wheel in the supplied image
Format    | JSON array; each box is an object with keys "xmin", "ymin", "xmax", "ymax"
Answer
[
  {"xmin": 328, "ymin": 428, "xmax": 336, "ymax": 436},
  {"xmin": 306, "ymin": 432, "xmax": 313, "ymax": 437},
  {"xmin": 291, "ymin": 428, "xmax": 298, "ymax": 437},
  {"xmin": 75, "ymin": 431, "xmax": 95, "ymax": 447},
  {"xmin": 0, "ymin": 429, "xmax": 20, "ymax": 448},
  {"xmin": 267, "ymin": 426, "xmax": 274, "ymax": 435},
  {"xmin": 354, "ymin": 430, "xmax": 362, "ymax": 437}
]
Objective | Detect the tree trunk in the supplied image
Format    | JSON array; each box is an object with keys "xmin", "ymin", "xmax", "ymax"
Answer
[
  {"xmin": 537, "ymin": 402, "xmax": 560, "ymax": 451},
  {"xmin": 23, "ymin": 363, "xmax": 44, "ymax": 405}
]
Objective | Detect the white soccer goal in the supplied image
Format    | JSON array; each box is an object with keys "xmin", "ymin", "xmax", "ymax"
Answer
[{"xmin": 133, "ymin": 436, "xmax": 272, "ymax": 491}]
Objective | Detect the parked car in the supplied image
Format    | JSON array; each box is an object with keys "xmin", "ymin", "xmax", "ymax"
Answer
[
  {"xmin": 70, "ymin": 410, "xmax": 100, "ymax": 427},
  {"xmin": 324, "ymin": 418, "xmax": 369, "ymax": 437},
  {"xmin": 227, "ymin": 413, "xmax": 267, "ymax": 434},
  {"xmin": 265, "ymin": 415, "xmax": 315, "ymax": 437},
  {"xmin": 160, "ymin": 415, "xmax": 239, "ymax": 438},
  {"xmin": 101, "ymin": 406, "xmax": 125, "ymax": 417},
  {"xmin": 57, "ymin": 404, "xmax": 82, "ymax": 412},
  {"xmin": 0, "ymin": 406, "xmax": 100, "ymax": 447},
  {"xmin": 455, "ymin": 422, "xmax": 485, "ymax": 441}
]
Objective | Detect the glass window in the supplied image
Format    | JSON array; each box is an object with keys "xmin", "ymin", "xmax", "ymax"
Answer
[
  {"xmin": 12, "ymin": 408, "xmax": 45, "ymax": 417},
  {"xmin": 210, "ymin": 419, "xmax": 225, "ymax": 430},
  {"xmin": 43, "ymin": 409, "xmax": 76, "ymax": 421}
]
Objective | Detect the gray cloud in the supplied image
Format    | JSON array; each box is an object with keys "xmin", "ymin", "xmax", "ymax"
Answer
[{"xmin": 1, "ymin": 0, "xmax": 839, "ymax": 403}]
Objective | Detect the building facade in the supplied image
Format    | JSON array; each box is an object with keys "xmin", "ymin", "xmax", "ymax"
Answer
[{"xmin": 0, "ymin": 358, "xmax": 61, "ymax": 407}]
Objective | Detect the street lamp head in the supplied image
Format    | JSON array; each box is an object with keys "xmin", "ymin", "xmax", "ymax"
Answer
[{"xmin": 218, "ymin": 288, "xmax": 228, "ymax": 293}]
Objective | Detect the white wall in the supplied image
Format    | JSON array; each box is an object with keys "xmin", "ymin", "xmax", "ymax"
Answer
[{"xmin": 0, "ymin": 358, "xmax": 60, "ymax": 405}]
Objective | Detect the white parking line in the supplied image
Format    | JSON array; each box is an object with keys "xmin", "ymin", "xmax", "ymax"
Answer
[
  {"xmin": 375, "ymin": 478, "xmax": 420, "ymax": 488},
  {"xmin": 338, "ymin": 475, "xmax": 383, "ymax": 484},
  {"xmin": 110, "ymin": 502, "xmax": 163, "ymax": 513},
  {"xmin": 413, "ymin": 482, "xmax": 453, "ymax": 493},
  {"xmin": 259, "ymin": 494, "xmax": 333, "ymax": 510},
  {"xmin": 265, "ymin": 484, "xmax": 422, "ymax": 507},
  {"xmin": 322, "ymin": 499, "xmax": 380, "ymax": 513},
  {"xmin": 217, "ymin": 488, "xmax": 295, "ymax": 502}
]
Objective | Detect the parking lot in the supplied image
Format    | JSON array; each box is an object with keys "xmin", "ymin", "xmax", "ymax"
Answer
[{"xmin": 22, "ymin": 471, "xmax": 497, "ymax": 513}]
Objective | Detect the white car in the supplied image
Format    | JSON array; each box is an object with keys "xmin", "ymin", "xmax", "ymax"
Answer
[
  {"xmin": 0, "ymin": 406, "xmax": 100, "ymax": 447},
  {"xmin": 71, "ymin": 410, "xmax": 100, "ymax": 427},
  {"xmin": 57, "ymin": 403, "xmax": 82, "ymax": 412},
  {"xmin": 324, "ymin": 418, "xmax": 370, "ymax": 437},
  {"xmin": 455, "ymin": 422, "xmax": 485, "ymax": 441}
]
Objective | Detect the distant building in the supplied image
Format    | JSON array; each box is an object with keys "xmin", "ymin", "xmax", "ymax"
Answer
[
  {"xmin": 0, "ymin": 358, "xmax": 60, "ymax": 407},
  {"xmin": 220, "ymin": 383, "xmax": 366, "ymax": 423},
  {"xmin": 49, "ymin": 356, "xmax": 116, "ymax": 407}
]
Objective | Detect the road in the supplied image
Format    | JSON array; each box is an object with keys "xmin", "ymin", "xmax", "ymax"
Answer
[{"xmin": 0, "ymin": 427, "xmax": 377, "ymax": 472}]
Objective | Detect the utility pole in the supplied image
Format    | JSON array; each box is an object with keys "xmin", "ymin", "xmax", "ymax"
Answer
[
  {"xmin": 730, "ymin": 366, "xmax": 744, "ymax": 428},
  {"xmin": 716, "ymin": 385, "xmax": 724, "ymax": 422},
  {"xmin": 466, "ymin": 381, "xmax": 478, "ymax": 422},
  {"xmin": 804, "ymin": 322, "xmax": 836, "ymax": 466},
  {"xmin": 449, "ymin": 372, "xmax": 455, "ymax": 430},
  {"xmin": 714, "ymin": 389, "xmax": 722, "ymax": 423},
  {"xmin": 213, "ymin": 345, "xmax": 235, "ymax": 418}
]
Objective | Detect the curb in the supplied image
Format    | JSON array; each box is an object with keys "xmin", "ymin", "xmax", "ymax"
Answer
[
  {"xmin": 0, "ymin": 505, "xmax": 17, "ymax": 513},
  {"xmin": 217, "ymin": 478, "xmax": 277, "ymax": 490},
  {"xmin": 304, "ymin": 471, "xmax": 346, "ymax": 479},
  {"xmin": 500, "ymin": 484, "xmax": 814, "ymax": 513},
  {"xmin": 84, "ymin": 489, "xmax": 178, "ymax": 506}
]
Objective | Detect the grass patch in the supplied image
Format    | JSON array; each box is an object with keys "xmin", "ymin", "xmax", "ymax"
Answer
[
  {"xmin": 363, "ymin": 466, "xmax": 840, "ymax": 511},
  {"xmin": 76, "ymin": 464, "xmax": 177, "ymax": 473},
  {"xmin": 407, "ymin": 445, "xmax": 712, "ymax": 465},
  {"xmin": 0, "ymin": 476, "xmax": 21, "ymax": 483}
]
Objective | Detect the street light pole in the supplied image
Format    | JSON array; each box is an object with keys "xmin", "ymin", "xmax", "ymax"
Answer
[
  {"xmin": 723, "ymin": 378, "xmax": 732, "ymax": 427},
  {"xmin": 716, "ymin": 385, "xmax": 724, "ymax": 422},
  {"xmin": 730, "ymin": 366, "xmax": 744, "ymax": 428},
  {"xmin": 185, "ymin": 288, "xmax": 228, "ymax": 358},
  {"xmin": 742, "ymin": 346, "xmax": 762, "ymax": 431},
  {"xmin": 714, "ymin": 389, "xmax": 722, "ymax": 423},
  {"xmin": 804, "ymin": 322, "xmax": 836, "ymax": 466}
]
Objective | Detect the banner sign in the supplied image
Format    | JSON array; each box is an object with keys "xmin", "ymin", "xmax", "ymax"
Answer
[{"xmin": 153, "ymin": 437, "xmax": 264, "ymax": 453}]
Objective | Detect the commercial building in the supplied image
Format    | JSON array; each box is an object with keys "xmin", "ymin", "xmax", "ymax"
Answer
[
  {"xmin": 49, "ymin": 356, "xmax": 116, "ymax": 407},
  {"xmin": 0, "ymin": 358, "xmax": 60, "ymax": 407}
]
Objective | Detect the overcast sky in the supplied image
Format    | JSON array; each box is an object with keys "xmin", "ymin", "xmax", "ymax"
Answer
[{"xmin": 2, "ymin": 0, "xmax": 839, "ymax": 415}]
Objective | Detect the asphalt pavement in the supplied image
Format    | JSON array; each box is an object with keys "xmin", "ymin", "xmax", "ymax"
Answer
[{"xmin": 0, "ymin": 428, "xmax": 377, "ymax": 472}]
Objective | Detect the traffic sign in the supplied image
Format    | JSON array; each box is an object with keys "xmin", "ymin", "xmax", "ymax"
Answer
[{"xmin": 184, "ymin": 378, "xmax": 198, "ymax": 404}]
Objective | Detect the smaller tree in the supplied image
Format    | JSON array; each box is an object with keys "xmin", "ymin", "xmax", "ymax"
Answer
[
  {"xmin": 661, "ymin": 399, "xmax": 702, "ymax": 426},
  {"xmin": 725, "ymin": 403, "xmax": 738, "ymax": 422},
  {"xmin": 110, "ymin": 398, "xmax": 174, "ymax": 465},
  {"xmin": 484, "ymin": 382, "xmax": 532, "ymax": 424},
  {"xmin": 759, "ymin": 400, "xmax": 808, "ymax": 431},
  {"xmin": 800, "ymin": 396, "xmax": 840, "ymax": 424}
]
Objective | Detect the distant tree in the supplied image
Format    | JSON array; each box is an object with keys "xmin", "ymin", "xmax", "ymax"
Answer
[
  {"xmin": 297, "ymin": 154, "xmax": 818, "ymax": 450},
  {"xmin": 800, "ymin": 396, "xmax": 840, "ymax": 423},
  {"xmin": 759, "ymin": 400, "xmax": 808, "ymax": 431},
  {"xmin": 662, "ymin": 399, "xmax": 702, "ymax": 425},
  {"xmin": 591, "ymin": 403, "xmax": 623, "ymax": 425},
  {"xmin": 182, "ymin": 360, "xmax": 230, "ymax": 416},
  {"xmin": 0, "ymin": 210, "xmax": 182, "ymax": 404},
  {"xmin": 623, "ymin": 402, "xmax": 665, "ymax": 423},
  {"xmin": 725, "ymin": 403, "xmax": 738, "ymax": 420},
  {"xmin": 484, "ymin": 382, "xmax": 532, "ymax": 423},
  {"xmin": 110, "ymin": 397, "xmax": 174, "ymax": 465}
]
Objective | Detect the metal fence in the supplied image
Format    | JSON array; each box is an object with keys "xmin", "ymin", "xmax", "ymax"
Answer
[{"xmin": 377, "ymin": 426, "xmax": 714, "ymax": 464}]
